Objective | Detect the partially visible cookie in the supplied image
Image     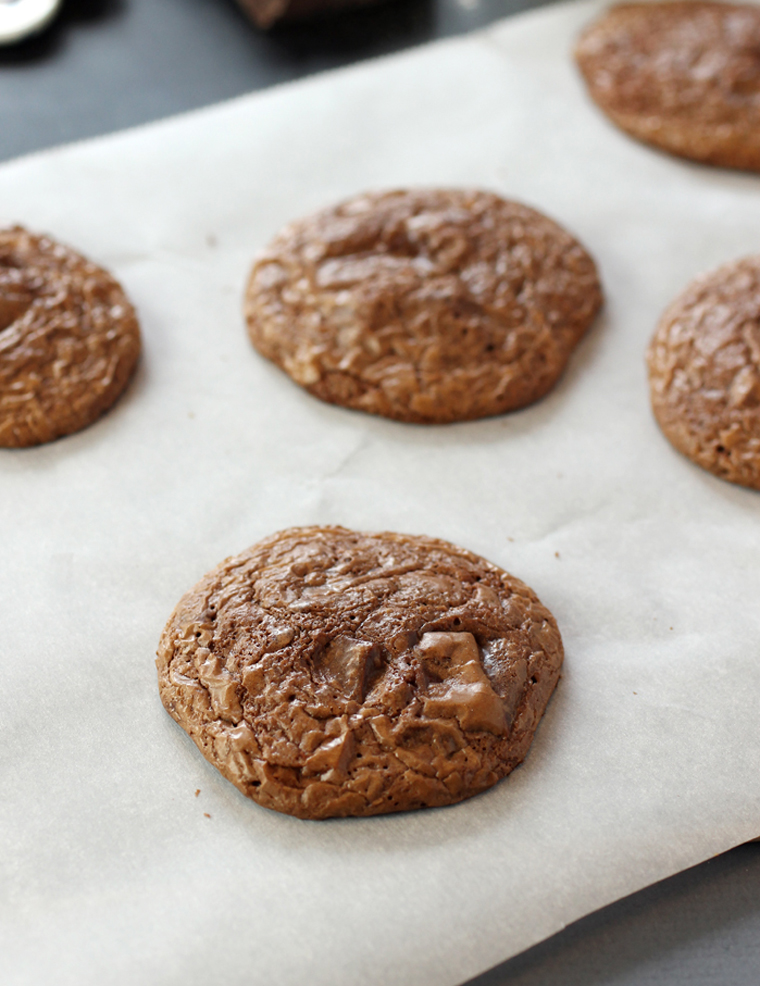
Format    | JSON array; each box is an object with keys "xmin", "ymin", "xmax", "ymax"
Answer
[
  {"xmin": 157, "ymin": 526, "xmax": 564, "ymax": 819},
  {"xmin": 0, "ymin": 226, "xmax": 141, "ymax": 448},
  {"xmin": 244, "ymin": 189, "xmax": 602, "ymax": 424},
  {"xmin": 575, "ymin": 2, "xmax": 760, "ymax": 171},
  {"xmin": 234, "ymin": 0, "xmax": 384, "ymax": 29},
  {"xmin": 647, "ymin": 256, "xmax": 760, "ymax": 489}
]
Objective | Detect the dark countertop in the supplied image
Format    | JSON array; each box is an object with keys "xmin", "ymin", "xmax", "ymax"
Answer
[
  {"xmin": 0, "ymin": 0, "xmax": 557, "ymax": 163},
  {"xmin": 1, "ymin": 2, "xmax": 758, "ymax": 984}
]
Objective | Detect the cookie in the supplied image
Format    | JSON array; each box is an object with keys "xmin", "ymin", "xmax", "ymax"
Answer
[
  {"xmin": 0, "ymin": 226, "xmax": 141, "ymax": 448},
  {"xmin": 575, "ymin": 2, "xmax": 760, "ymax": 172},
  {"xmin": 647, "ymin": 256, "xmax": 760, "ymax": 489},
  {"xmin": 244, "ymin": 189, "xmax": 602, "ymax": 424},
  {"xmin": 157, "ymin": 526, "xmax": 564, "ymax": 819},
  {"xmin": 234, "ymin": 0, "xmax": 384, "ymax": 29}
]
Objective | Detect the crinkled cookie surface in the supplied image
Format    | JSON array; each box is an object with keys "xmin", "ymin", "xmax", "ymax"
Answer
[
  {"xmin": 647, "ymin": 255, "xmax": 760, "ymax": 489},
  {"xmin": 157, "ymin": 527, "xmax": 564, "ymax": 819},
  {"xmin": 575, "ymin": 1, "xmax": 760, "ymax": 171},
  {"xmin": 0, "ymin": 226, "xmax": 141, "ymax": 448},
  {"xmin": 245, "ymin": 189, "xmax": 602, "ymax": 424}
]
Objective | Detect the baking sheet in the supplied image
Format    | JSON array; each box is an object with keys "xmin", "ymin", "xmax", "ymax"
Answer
[{"xmin": 2, "ymin": 2, "xmax": 760, "ymax": 984}]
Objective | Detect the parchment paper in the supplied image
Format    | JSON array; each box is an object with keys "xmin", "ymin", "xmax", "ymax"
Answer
[{"xmin": 2, "ymin": 3, "xmax": 760, "ymax": 984}]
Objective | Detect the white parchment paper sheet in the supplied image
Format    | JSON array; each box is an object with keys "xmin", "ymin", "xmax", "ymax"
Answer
[{"xmin": 1, "ymin": 2, "xmax": 760, "ymax": 984}]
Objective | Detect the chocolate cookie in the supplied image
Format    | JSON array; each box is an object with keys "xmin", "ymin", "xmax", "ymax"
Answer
[
  {"xmin": 575, "ymin": 2, "xmax": 760, "ymax": 172},
  {"xmin": 0, "ymin": 226, "xmax": 141, "ymax": 448},
  {"xmin": 234, "ymin": 0, "xmax": 384, "ymax": 29},
  {"xmin": 647, "ymin": 256, "xmax": 760, "ymax": 489},
  {"xmin": 157, "ymin": 526, "xmax": 564, "ymax": 819},
  {"xmin": 244, "ymin": 189, "xmax": 602, "ymax": 424}
]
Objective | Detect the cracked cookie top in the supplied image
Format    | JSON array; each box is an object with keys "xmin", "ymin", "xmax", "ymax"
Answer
[
  {"xmin": 244, "ymin": 189, "xmax": 602, "ymax": 424},
  {"xmin": 575, "ymin": 2, "xmax": 760, "ymax": 171},
  {"xmin": 157, "ymin": 526, "xmax": 564, "ymax": 819},
  {"xmin": 647, "ymin": 255, "xmax": 760, "ymax": 489},
  {"xmin": 0, "ymin": 226, "xmax": 141, "ymax": 448}
]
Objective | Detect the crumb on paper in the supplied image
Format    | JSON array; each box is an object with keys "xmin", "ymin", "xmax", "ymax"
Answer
[
  {"xmin": 204, "ymin": 813, "xmax": 211, "ymax": 819},
  {"xmin": 554, "ymin": 551, "xmax": 560, "ymax": 558},
  {"xmin": 195, "ymin": 789, "xmax": 200, "ymax": 797}
]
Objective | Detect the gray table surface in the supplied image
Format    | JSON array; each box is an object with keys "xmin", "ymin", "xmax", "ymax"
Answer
[{"xmin": 2, "ymin": 1, "xmax": 759, "ymax": 983}]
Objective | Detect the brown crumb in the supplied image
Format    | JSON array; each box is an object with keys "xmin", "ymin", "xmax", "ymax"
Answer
[
  {"xmin": 204, "ymin": 813, "xmax": 211, "ymax": 819},
  {"xmin": 195, "ymin": 789, "xmax": 200, "ymax": 797}
]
